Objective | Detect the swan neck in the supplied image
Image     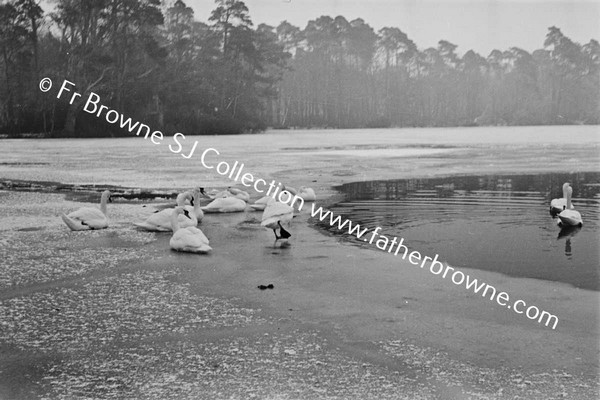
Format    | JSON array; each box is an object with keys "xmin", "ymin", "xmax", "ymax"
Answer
[
  {"xmin": 176, "ymin": 193, "xmax": 188, "ymax": 206},
  {"xmin": 566, "ymin": 189, "xmax": 572, "ymax": 209},
  {"xmin": 194, "ymin": 194, "xmax": 201, "ymax": 213},
  {"xmin": 100, "ymin": 194, "xmax": 108, "ymax": 215}
]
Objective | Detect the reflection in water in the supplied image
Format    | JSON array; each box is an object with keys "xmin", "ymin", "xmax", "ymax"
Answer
[
  {"xmin": 322, "ymin": 172, "xmax": 600, "ymax": 291},
  {"xmin": 557, "ymin": 225, "xmax": 582, "ymax": 260}
]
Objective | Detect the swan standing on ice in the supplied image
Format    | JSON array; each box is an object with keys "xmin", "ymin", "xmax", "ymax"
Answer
[
  {"xmin": 261, "ymin": 197, "xmax": 294, "ymax": 245},
  {"xmin": 170, "ymin": 207, "xmax": 212, "ymax": 253},
  {"xmin": 134, "ymin": 191, "xmax": 197, "ymax": 231},
  {"xmin": 557, "ymin": 186, "xmax": 583, "ymax": 226},
  {"xmin": 550, "ymin": 182, "xmax": 572, "ymax": 215},
  {"xmin": 202, "ymin": 196, "xmax": 247, "ymax": 213},
  {"xmin": 61, "ymin": 190, "xmax": 112, "ymax": 231}
]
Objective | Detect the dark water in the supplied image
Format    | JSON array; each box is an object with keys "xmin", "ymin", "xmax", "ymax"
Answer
[{"xmin": 321, "ymin": 173, "xmax": 600, "ymax": 291}]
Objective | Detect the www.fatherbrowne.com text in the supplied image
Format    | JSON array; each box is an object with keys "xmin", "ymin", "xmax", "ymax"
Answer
[
  {"xmin": 43, "ymin": 77, "xmax": 559, "ymax": 330},
  {"xmin": 309, "ymin": 204, "xmax": 560, "ymax": 330}
]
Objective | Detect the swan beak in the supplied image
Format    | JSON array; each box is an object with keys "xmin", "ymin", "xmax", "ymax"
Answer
[
  {"xmin": 108, "ymin": 196, "xmax": 113, "ymax": 203},
  {"xmin": 183, "ymin": 209, "xmax": 192, "ymax": 219},
  {"xmin": 190, "ymin": 198, "xmax": 195, "ymax": 207}
]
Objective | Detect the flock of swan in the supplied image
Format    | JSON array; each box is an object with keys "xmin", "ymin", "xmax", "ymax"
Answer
[
  {"xmin": 60, "ymin": 180, "xmax": 582, "ymax": 255},
  {"xmin": 61, "ymin": 185, "xmax": 317, "ymax": 254},
  {"xmin": 550, "ymin": 182, "xmax": 583, "ymax": 227}
]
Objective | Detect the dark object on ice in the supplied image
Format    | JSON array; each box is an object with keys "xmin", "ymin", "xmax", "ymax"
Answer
[{"xmin": 258, "ymin": 284, "xmax": 275, "ymax": 290}]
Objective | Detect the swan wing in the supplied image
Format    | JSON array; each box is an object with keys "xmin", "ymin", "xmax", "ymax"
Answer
[
  {"xmin": 67, "ymin": 207, "xmax": 105, "ymax": 222},
  {"xmin": 250, "ymin": 196, "xmax": 274, "ymax": 211},
  {"xmin": 83, "ymin": 218, "xmax": 109, "ymax": 229},
  {"xmin": 261, "ymin": 202, "xmax": 293, "ymax": 228},
  {"xmin": 135, "ymin": 208, "xmax": 196, "ymax": 231},
  {"xmin": 135, "ymin": 208, "xmax": 172, "ymax": 231},
  {"xmin": 299, "ymin": 187, "xmax": 317, "ymax": 201},
  {"xmin": 202, "ymin": 197, "xmax": 246, "ymax": 213},
  {"xmin": 170, "ymin": 227, "xmax": 212, "ymax": 253},
  {"xmin": 63, "ymin": 207, "xmax": 108, "ymax": 230},
  {"xmin": 550, "ymin": 198, "xmax": 566, "ymax": 208},
  {"xmin": 558, "ymin": 209, "xmax": 583, "ymax": 226},
  {"xmin": 62, "ymin": 213, "xmax": 90, "ymax": 231},
  {"xmin": 184, "ymin": 226, "xmax": 210, "ymax": 244}
]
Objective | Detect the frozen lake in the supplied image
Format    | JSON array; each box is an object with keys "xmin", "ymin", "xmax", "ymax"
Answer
[{"xmin": 1, "ymin": 125, "xmax": 598, "ymax": 190}]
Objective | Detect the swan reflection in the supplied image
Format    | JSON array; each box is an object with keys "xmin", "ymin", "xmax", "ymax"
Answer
[{"xmin": 557, "ymin": 225, "xmax": 582, "ymax": 259}]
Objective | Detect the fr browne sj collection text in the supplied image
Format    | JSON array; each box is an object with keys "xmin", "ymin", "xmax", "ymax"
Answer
[{"xmin": 45, "ymin": 79, "xmax": 201, "ymax": 158}]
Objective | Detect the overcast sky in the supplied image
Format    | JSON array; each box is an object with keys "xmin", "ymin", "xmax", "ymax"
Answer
[{"xmin": 190, "ymin": 0, "xmax": 599, "ymax": 56}]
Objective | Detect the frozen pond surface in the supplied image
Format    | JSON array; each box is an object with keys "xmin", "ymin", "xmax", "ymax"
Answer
[
  {"xmin": 1, "ymin": 125, "xmax": 598, "ymax": 190},
  {"xmin": 0, "ymin": 126, "xmax": 599, "ymax": 399}
]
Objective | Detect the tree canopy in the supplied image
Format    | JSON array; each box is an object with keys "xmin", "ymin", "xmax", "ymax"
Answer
[{"xmin": 0, "ymin": 0, "xmax": 597, "ymax": 136}]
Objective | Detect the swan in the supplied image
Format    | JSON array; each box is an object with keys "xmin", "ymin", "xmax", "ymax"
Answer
[
  {"xmin": 185, "ymin": 187, "xmax": 204, "ymax": 222},
  {"xmin": 297, "ymin": 186, "xmax": 316, "ymax": 202},
  {"xmin": 557, "ymin": 186, "xmax": 583, "ymax": 226},
  {"xmin": 227, "ymin": 187, "xmax": 250, "ymax": 202},
  {"xmin": 204, "ymin": 188, "xmax": 230, "ymax": 199},
  {"xmin": 261, "ymin": 198, "xmax": 294, "ymax": 243},
  {"xmin": 134, "ymin": 191, "xmax": 197, "ymax": 231},
  {"xmin": 202, "ymin": 187, "xmax": 250, "ymax": 202},
  {"xmin": 550, "ymin": 182, "xmax": 573, "ymax": 215},
  {"xmin": 202, "ymin": 196, "xmax": 247, "ymax": 213},
  {"xmin": 61, "ymin": 190, "xmax": 111, "ymax": 231},
  {"xmin": 170, "ymin": 207, "xmax": 212, "ymax": 253},
  {"xmin": 249, "ymin": 195, "xmax": 274, "ymax": 211}
]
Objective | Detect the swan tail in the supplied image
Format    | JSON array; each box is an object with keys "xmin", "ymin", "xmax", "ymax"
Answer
[{"xmin": 61, "ymin": 214, "xmax": 89, "ymax": 231}]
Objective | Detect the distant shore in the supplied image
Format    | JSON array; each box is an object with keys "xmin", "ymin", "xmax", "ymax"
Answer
[{"xmin": 2, "ymin": 121, "xmax": 598, "ymax": 140}]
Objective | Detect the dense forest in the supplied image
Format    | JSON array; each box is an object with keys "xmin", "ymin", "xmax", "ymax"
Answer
[{"xmin": 0, "ymin": 0, "xmax": 598, "ymax": 136}]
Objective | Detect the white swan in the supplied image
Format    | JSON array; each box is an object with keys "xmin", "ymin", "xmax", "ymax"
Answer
[
  {"xmin": 185, "ymin": 187, "xmax": 204, "ymax": 222},
  {"xmin": 202, "ymin": 196, "xmax": 247, "ymax": 213},
  {"xmin": 279, "ymin": 185, "xmax": 315, "ymax": 202},
  {"xmin": 134, "ymin": 191, "xmax": 197, "ymax": 231},
  {"xmin": 204, "ymin": 188, "xmax": 230, "ymax": 199},
  {"xmin": 170, "ymin": 207, "xmax": 212, "ymax": 253},
  {"xmin": 202, "ymin": 187, "xmax": 250, "ymax": 202},
  {"xmin": 250, "ymin": 195, "xmax": 274, "ymax": 211},
  {"xmin": 61, "ymin": 190, "xmax": 111, "ymax": 231},
  {"xmin": 297, "ymin": 186, "xmax": 317, "ymax": 202},
  {"xmin": 557, "ymin": 186, "xmax": 583, "ymax": 226},
  {"xmin": 261, "ymin": 198, "xmax": 294, "ymax": 243},
  {"xmin": 227, "ymin": 187, "xmax": 250, "ymax": 202},
  {"xmin": 550, "ymin": 182, "xmax": 573, "ymax": 215}
]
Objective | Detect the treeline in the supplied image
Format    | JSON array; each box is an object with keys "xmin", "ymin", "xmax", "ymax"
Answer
[
  {"xmin": 0, "ymin": 1, "xmax": 598, "ymax": 137},
  {"xmin": 0, "ymin": 0, "xmax": 288, "ymax": 136},
  {"xmin": 271, "ymin": 18, "xmax": 599, "ymax": 128}
]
